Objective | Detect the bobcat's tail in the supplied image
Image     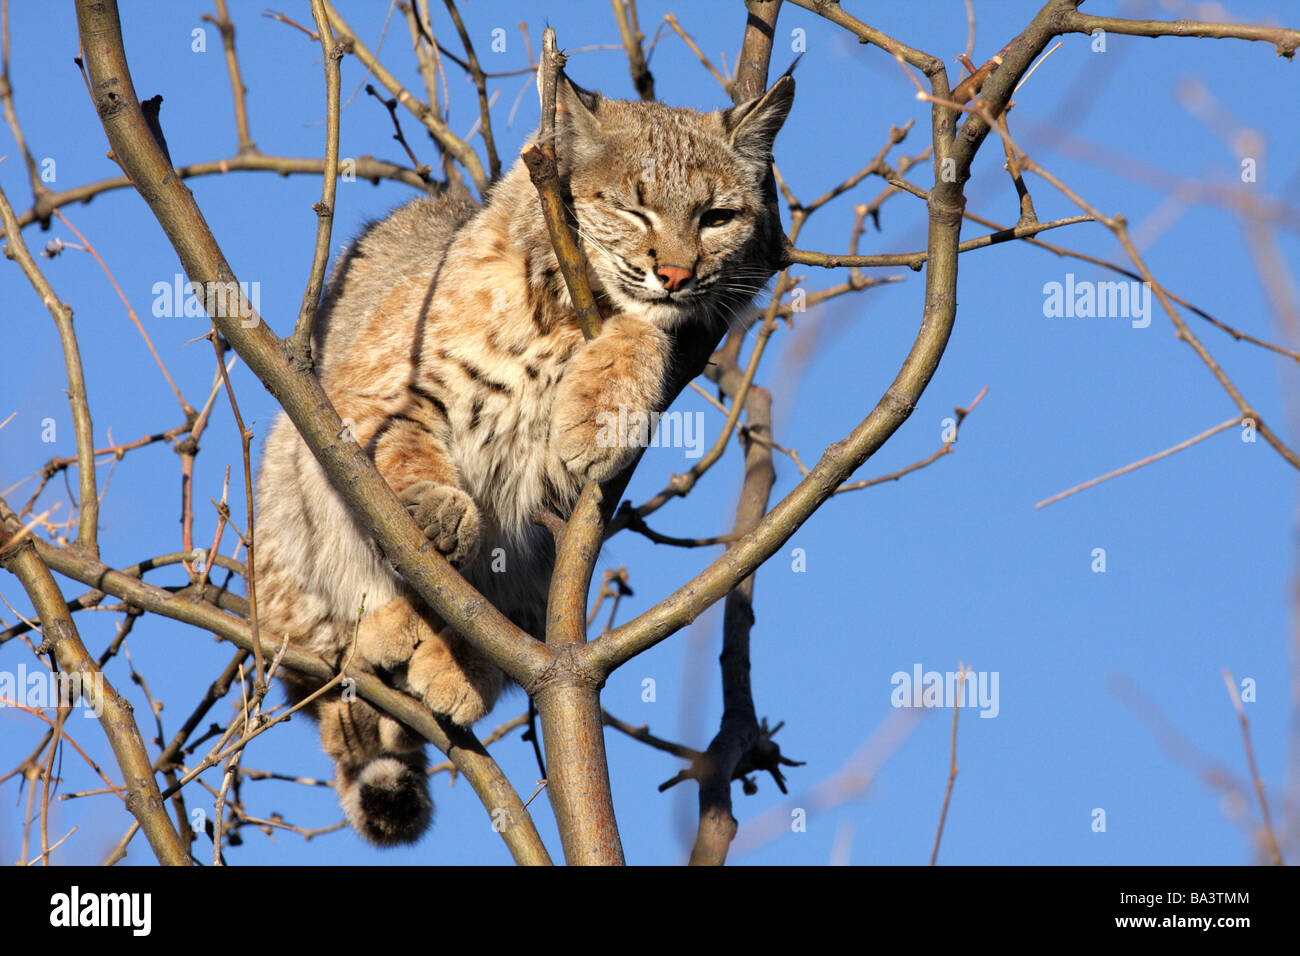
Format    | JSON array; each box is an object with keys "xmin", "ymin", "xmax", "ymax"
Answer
[
  {"xmin": 316, "ymin": 695, "xmax": 433, "ymax": 847},
  {"xmin": 336, "ymin": 750, "xmax": 432, "ymax": 847}
]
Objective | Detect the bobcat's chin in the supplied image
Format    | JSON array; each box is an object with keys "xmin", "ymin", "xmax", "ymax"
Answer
[{"xmin": 607, "ymin": 286, "xmax": 700, "ymax": 329}]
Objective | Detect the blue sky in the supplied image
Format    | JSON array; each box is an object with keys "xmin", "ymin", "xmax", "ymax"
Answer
[{"xmin": 2, "ymin": 0, "xmax": 1298, "ymax": 865}]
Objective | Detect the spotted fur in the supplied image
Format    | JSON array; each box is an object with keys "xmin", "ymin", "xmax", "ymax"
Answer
[{"xmin": 254, "ymin": 74, "xmax": 794, "ymax": 846}]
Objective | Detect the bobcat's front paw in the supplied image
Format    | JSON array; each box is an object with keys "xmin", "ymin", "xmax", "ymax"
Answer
[
  {"xmin": 551, "ymin": 314, "xmax": 669, "ymax": 482},
  {"xmin": 553, "ymin": 402, "xmax": 644, "ymax": 482},
  {"xmin": 399, "ymin": 481, "xmax": 480, "ymax": 567}
]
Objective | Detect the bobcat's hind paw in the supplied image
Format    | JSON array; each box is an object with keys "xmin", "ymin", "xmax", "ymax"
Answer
[
  {"xmin": 356, "ymin": 597, "xmax": 422, "ymax": 672},
  {"xmin": 399, "ymin": 481, "xmax": 481, "ymax": 567},
  {"xmin": 405, "ymin": 636, "xmax": 503, "ymax": 727}
]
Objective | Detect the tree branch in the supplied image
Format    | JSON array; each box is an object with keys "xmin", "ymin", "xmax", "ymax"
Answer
[
  {"xmin": 611, "ymin": 0, "xmax": 655, "ymax": 100},
  {"xmin": 0, "ymin": 183, "xmax": 98, "ymax": 556},
  {"xmin": 12, "ymin": 153, "xmax": 437, "ymax": 232},
  {"xmin": 0, "ymin": 504, "xmax": 189, "ymax": 865},
  {"xmin": 521, "ymin": 28, "xmax": 604, "ymax": 342},
  {"xmin": 442, "ymin": 0, "xmax": 500, "ymax": 180},
  {"xmin": 688, "ymin": 340, "xmax": 776, "ymax": 866},
  {"xmin": 320, "ymin": 0, "xmax": 488, "ymax": 194},
  {"xmin": 288, "ymin": 0, "xmax": 343, "ymax": 366},
  {"xmin": 202, "ymin": 0, "xmax": 255, "ymax": 155},
  {"xmin": 586, "ymin": 1, "xmax": 1080, "ymax": 675},
  {"xmin": 1059, "ymin": 10, "xmax": 1300, "ymax": 58},
  {"xmin": 23, "ymin": 529, "xmax": 552, "ymax": 865}
]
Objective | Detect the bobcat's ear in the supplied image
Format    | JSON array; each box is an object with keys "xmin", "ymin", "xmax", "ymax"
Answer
[
  {"xmin": 538, "ymin": 71, "xmax": 603, "ymax": 147},
  {"xmin": 722, "ymin": 76, "xmax": 794, "ymax": 162}
]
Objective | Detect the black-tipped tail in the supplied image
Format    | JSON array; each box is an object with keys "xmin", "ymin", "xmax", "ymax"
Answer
[{"xmin": 338, "ymin": 752, "xmax": 433, "ymax": 847}]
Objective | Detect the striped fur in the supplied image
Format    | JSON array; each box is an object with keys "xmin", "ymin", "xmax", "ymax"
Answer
[{"xmin": 254, "ymin": 75, "xmax": 794, "ymax": 846}]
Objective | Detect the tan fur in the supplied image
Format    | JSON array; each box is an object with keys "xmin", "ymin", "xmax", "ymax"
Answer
[{"xmin": 254, "ymin": 74, "xmax": 794, "ymax": 846}]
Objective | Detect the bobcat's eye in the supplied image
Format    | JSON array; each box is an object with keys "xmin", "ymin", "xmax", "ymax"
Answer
[
  {"xmin": 700, "ymin": 208, "xmax": 737, "ymax": 229},
  {"xmin": 614, "ymin": 206, "xmax": 652, "ymax": 229}
]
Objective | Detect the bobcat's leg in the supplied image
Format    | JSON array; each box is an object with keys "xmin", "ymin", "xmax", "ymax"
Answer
[
  {"xmin": 336, "ymin": 397, "xmax": 501, "ymax": 725},
  {"xmin": 308, "ymin": 683, "xmax": 432, "ymax": 847},
  {"xmin": 551, "ymin": 314, "xmax": 670, "ymax": 482},
  {"xmin": 343, "ymin": 394, "xmax": 481, "ymax": 567},
  {"xmin": 359, "ymin": 595, "xmax": 503, "ymax": 727}
]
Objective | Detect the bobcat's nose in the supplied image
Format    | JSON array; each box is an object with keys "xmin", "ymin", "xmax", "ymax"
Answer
[{"xmin": 655, "ymin": 264, "xmax": 694, "ymax": 292}]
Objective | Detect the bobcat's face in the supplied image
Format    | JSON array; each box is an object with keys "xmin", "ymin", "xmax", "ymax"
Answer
[
  {"xmin": 573, "ymin": 154, "xmax": 768, "ymax": 326},
  {"xmin": 554, "ymin": 78, "xmax": 794, "ymax": 328}
]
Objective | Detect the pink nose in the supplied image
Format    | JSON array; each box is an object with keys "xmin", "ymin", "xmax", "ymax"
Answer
[{"xmin": 655, "ymin": 265, "xmax": 693, "ymax": 292}]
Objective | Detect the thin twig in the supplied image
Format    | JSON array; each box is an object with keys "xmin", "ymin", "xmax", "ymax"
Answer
[
  {"xmin": 611, "ymin": 0, "xmax": 654, "ymax": 99},
  {"xmin": 1221, "ymin": 669, "xmax": 1284, "ymax": 865},
  {"xmin": 1035, "ymin": 416, "xmax": 1241, "ymax": 509},
  {"xmin": 289, "ymin": 1, "xmax": 343, "ymax": 367},
  {"xmin": 209, "ymin": 333, "xmax": 264, "ymax": 695},
  {"xmin": 521, "ymin": 27, "xmax": 603, "ymax": 341},
  {"xmin": 202, "ymin": 0, "xmax": 255, "ymax": 154},
  {"xmin": 0, "ymin": 185, "xmax": 99, "ymax": 554},
  {"xmin": 320, "ymin": 0, "xmax": 488, "ymax": 193},
  {"xmin": 930, "ymin": 665, "xmax": 969, "ymax": 865},
  {"xmin": 664, "ymin": 13, "xmax": 728, "ymax": 90},
  {"xmin": 52, "ymin": 209, "xmax": 193, "ymax": 417},
  {"xmin": 442, "ymin": 0, "xmax": 500, "ymax": 180}
]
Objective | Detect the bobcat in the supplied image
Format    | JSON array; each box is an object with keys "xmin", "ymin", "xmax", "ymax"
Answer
[{"xmin": 254, "ymin": 72, "xmax": 794, "ymax": 846}]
